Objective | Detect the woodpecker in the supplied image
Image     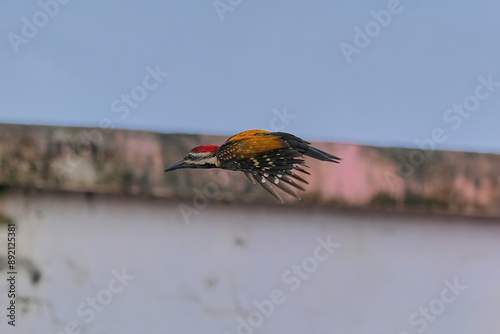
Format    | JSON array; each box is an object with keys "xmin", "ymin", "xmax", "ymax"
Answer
[{"xmin": 164, "ymin": 130, "xmax": 341, "ymax": 203}]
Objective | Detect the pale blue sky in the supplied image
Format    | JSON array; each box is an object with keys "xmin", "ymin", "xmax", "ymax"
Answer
[{"xmin": 1, "ymin": 0, "xmax": 499, "ymax": 153}]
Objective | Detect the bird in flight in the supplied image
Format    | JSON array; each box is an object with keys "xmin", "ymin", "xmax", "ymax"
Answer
[{"xmin": 164, "ymin": 130, "xmax": 341, "ymax": 203}]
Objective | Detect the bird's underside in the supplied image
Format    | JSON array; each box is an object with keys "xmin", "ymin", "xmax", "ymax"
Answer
[
  {"xmin": 243, "ymin": 167, "xmax": 309, "ymax": 203},
  {"xmin": 227, "ymin": 149, "xmax": 309, "ymax": 203}
]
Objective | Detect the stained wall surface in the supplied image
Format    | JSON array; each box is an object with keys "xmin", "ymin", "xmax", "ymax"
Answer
[
  {"xmin": 0, "ymin": 190, "xmax": 499, "ymax": 334},
  {"xmin": 0, "ymin": 124, "xmax": 499, "ymax": 333}
]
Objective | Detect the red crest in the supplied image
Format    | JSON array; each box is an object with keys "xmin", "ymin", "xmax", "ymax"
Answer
[{"xmin": 191, "ymin": 145, "xmax": 219, "ymax": 153}]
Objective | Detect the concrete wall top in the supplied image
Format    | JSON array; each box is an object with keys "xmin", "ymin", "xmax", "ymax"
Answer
[{"xmin": 0, "ymin": 123, "xmax": 498, "ymax": 218}]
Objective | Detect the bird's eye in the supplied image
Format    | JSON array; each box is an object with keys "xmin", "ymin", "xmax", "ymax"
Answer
[{"xmin": 186, "ymin": 153, "xmax": 195, "ymax": 160}]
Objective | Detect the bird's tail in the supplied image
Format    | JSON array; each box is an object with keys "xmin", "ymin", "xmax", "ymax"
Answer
[
  {"xmin": 304, "ymin": 146, "xmax": 342, "ymax": 163},
  {"xmin": 270, "ymin": 132, "xmax": 342, "ymax": 164}
]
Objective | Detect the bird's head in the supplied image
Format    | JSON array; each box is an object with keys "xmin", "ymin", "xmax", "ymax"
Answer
[{"xmin": 164, "ymin": 145, "xmax": 220, "ymax": 172}]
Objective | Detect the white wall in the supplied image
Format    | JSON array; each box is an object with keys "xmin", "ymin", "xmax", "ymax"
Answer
[{"xmin": 0, "ymin": 190, "xmax": 499, "ymax": 334}]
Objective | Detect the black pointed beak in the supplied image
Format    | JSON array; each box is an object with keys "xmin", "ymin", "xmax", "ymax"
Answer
[{"xmin": 164, "ymin": 160, "xmax": 188, "ymax": 172}]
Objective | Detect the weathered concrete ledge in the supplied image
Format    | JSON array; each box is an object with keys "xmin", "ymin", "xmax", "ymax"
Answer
[{"xmin": 0, "ymin": 123, "xmax": 498, "ymax": 218}]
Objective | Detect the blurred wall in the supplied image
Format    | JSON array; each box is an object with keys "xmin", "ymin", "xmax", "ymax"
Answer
[
  {"xmin": 1, "ymin": 123, "xmax": 499, "ymax": 218},
  {"xmin": 0, "ymin": 189, "xmax": 499, "ymax": 334}
]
